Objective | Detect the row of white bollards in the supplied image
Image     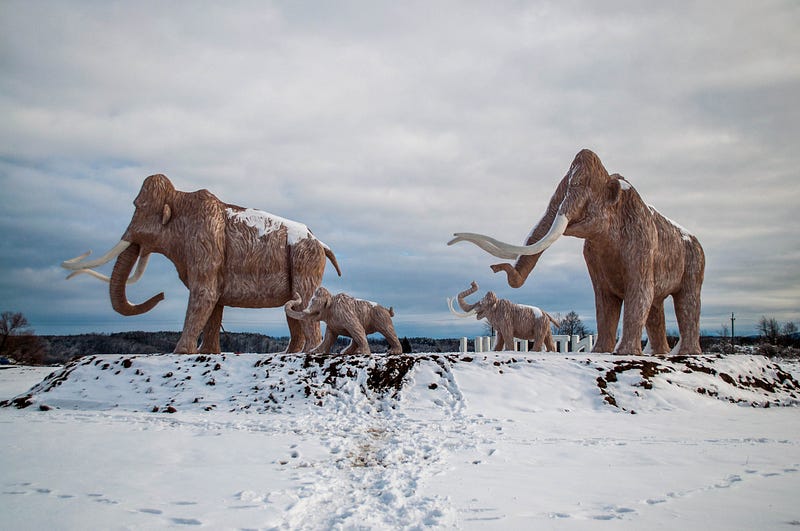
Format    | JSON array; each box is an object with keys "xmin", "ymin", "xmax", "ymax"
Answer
[{"xmin": 460, "ymin": 334, "xmax": 595, "ymax": 353}]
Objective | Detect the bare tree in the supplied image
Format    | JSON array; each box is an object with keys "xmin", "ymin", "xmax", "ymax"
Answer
[
  {"xmin": 758, "ymin": 316, "xmax": 782, "ymax": 345},
  {"xmin": 556, "ymin": 311, "xmax": 591, "ymax": 337},
  {"xmin": 0, "ymin": 311, "xmax": 46, "ymax": 364}
]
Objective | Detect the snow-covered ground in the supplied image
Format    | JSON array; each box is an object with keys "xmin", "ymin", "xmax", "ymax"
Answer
[{"xmin": 1, "ymin": 353, "xmax": 799, "ymax": 530}]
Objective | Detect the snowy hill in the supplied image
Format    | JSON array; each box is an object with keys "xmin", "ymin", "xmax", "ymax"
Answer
[
  {"xmin": 4, "ymin": 352, "xmax": 799, "ymax": 413},
  {"xmin": 2, "ymin": 353, "xmax": 800, "ymax": 530}
]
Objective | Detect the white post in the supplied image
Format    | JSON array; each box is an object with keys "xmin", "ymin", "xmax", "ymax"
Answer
[
  {"xmin": 553, "ymin": 335, "xmax": 569, "ymax": 353},
  {"xmin": 514, "ymin": 338, "xmax": 529, "ymax": 352},
  {"xmin": 460, "ymin": 337, "xmax": 468, "ymax": 353},
  {"xmin": 573, "ymin": 334, "xmax": 595, "ymax": 352}
]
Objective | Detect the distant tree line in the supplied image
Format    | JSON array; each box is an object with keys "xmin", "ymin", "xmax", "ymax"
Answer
[
  {"xmin": 3, "ymin": 310, "xmax": 798, "ymax": 365},
  {"xmin": 0, "ymin": 311, "xmax": 465, "ymax": 364}
]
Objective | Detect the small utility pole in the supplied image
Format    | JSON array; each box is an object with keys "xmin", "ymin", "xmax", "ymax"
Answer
[{"xmin": 730, "ymin": 312, "xmax": 736, "ymax": 353}]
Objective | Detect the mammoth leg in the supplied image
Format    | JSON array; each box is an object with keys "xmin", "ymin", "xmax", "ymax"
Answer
[
  {"xmin": 286, "ymin": 293, "xmax": 320, "ymax": 353},
  {"xmin": 376, "ymin": 317, "xmax": 402, "ymax": 354},
  {"xmin": 346, "ymin": 323, "xmax": 370, "ymax": 355},
  {"xmin": 530, "ymin": 336, "xmax": 542, "ymax": 352},
  {"xmin": 616, "ymin": 284, "xmax": 653, "ymax": 355},
  {"xmin": 288, "ymin": 242, "xmax": 326, "ymax": 352},
  {"xmin": 543, "ymin": 329, "xmax": 557, "ymax": 352},
  {"xmin": 199, "ymin": 304, "xmax": 224, "ymax": 354},
  {"xmin": 494, "ymin": 329, "xmax": 510, "ymax": 351},
  {"xmin": 592, "ymin": 290, "xmax": 622, "ymax": 353},
  {"xmin": 644, "ymin": 301, "xmax": 670, "ymax": 355},
  {"xmin": 285, "ymin": 315, "xmax": 306, "ymax": 353},
  {"xmin": 341, "ymin": 338, "xmax": 359, "ymax": 355},
  {"xmin": 673, "ymin": 289, "xmax": 702, "ymax": 355},
  {"xmin": 310, "ymin": 327, "xmax": 338, "ymax": 354},
  {"xmin": 175, "ymin": 285, "xmax": 220, "ymax": 354},
  {"xmin": 672, "ymin": 243, "xmax": 704, "ymax": 356}
]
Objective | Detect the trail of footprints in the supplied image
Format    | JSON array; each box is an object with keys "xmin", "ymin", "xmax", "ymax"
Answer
[
  {"xmin": 2, "ymin": 481, "xmax": 206, "ymax": 527},
  {"xmin": 563, "ymin": 465, "xmax": 799, "ymax": 522}
]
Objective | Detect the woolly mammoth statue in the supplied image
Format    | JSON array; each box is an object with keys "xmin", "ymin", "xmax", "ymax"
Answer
[
  {"xmin": 62, "ymin": 174, "xmax": 341, "ymax": 354},
  {"xmin": 449, "ymin": 149, "xmax": 705, "ymax": 356},
  {"xmin": 284, "ymin": 287, "xmax": 402, "ymax": 355},
  {"xmin": 448, "ymin": 281, "xmax": 559, "ymax": 352}
]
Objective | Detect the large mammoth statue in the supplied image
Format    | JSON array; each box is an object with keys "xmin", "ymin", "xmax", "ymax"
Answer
[
  {"xmin": 448, "ymin": 281, "xmax": 559, "ymax": 352},
  {"xmin": 284, "ymin": 287, "xmax": 402, "ymax": 355},
  {"xmin": 62, "ymin": 174, "xmax": 341, "ymax": 354},
  {"xmin": 449, "ymin": 149, "xmax": 705, "ymax": 356}
]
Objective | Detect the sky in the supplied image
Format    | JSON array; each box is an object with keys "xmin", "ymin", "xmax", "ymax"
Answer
[{"xmin": 1, "ymin": 1, "xmax": 798, "ymax": 339}]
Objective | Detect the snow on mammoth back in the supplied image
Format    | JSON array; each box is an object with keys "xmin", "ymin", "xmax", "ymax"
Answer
[{"xmin": 226, "ymin": 208, "xmax": 318, "ymax": 246}]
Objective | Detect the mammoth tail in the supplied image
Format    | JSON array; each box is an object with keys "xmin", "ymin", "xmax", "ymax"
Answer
[
  {"xmin": 546, "ymin": 312, "xmax": 560, "ymax": 328},
  {"xmin": 324, "ymin": 246, "xmax": 342, "ymax": 276}
]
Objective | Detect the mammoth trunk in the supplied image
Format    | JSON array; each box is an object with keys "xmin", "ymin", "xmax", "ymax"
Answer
[
  {"xmin": 491, "ymin": 203, "xmax": 568, "ymax": 288},
  {"xmin": 284, "ymin": 293, "xmax": 313, "ymax": 321},
  {"xmin": 109, "ymin": 244, "xmax": 165, "ymax": 316},
  {"xmin": 456, "ymin": 283, "xmax": 479, "ymax": 312}
]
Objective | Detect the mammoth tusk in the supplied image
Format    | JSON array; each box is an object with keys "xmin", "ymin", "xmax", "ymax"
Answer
[
  {"xmin": 513, "ymin": 213, "xmax": 570, "ymax": 256},
  {"xmin": 65, "ymin": 253, "xmax": 151, "ymax": 285},
  {"xmin": 61, "ymin": 240, "xmax": 132, "ymax": 270},
  {"xmin": 447, "ymin": 233, "xmax": 520, "ymax": 260},
  {"xmin": 448, "ymin": 297, "xmax": 476, "ymax": 318},
  {"xmin": 448, "ymin": 214, "xmax": 569, "ymax": 259}
]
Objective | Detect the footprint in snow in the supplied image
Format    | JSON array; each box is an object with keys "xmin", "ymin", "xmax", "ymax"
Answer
[
  {"xmin": 171, "ymin": 517, "xmax": 202, "ymax": 526},
  {"xmin": 87, "ymin": 493, "xmax": 119, "ymax": 504}
]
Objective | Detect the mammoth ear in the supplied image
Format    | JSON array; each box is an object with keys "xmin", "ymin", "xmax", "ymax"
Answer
[
  {"xmin": 606, "ymin": 175, "xmax": 626, "ymax": 205},
  {"xmin": 161, "ymin": 204, "xmax": 172, "ymax": 225}
]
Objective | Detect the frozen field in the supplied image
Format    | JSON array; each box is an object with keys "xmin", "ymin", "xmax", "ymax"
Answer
[{"xmin": 1, "ymin": 353, "xmax": 799, "ymax": 530}]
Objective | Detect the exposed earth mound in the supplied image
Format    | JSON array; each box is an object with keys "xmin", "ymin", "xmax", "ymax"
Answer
[{"xmin": 3, "ymin": 353, "xmax": 798, "ymax": 413}]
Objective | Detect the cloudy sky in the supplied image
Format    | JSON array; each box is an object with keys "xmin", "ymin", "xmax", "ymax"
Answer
[{"xmin": 1, "ymin": 1, "xmax": 798, "ymax": 340}]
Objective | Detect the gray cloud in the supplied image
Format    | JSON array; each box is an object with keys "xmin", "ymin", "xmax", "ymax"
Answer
[{"xmin": 1, "ymin": 1, "xmax": 798, "ymax": 339}]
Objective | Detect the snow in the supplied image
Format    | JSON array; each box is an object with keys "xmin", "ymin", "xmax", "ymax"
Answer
[
  {"xmin": 2, "ymin": 353, "xmax": 799, "ymax": 530},
  {"xmin": 226, "ymin": 208, "xmax": 317, "ymax": 246},
  {"xmin": 520, "ymin": 304, "xmax": 544, "ymax": 318},
  {"xmin": 648, "ymin": 204, "xmax": 695, "ymax": 242},
  {"xmin": 617, "ymin": 177, "xmax": 632, "ymax": 191}
]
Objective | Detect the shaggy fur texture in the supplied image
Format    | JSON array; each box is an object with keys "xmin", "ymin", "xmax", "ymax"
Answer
[
  {"xmin": 455, "ymin": 281, "xmax": 559, "ymax": 352},
  {"xmin": 70, "ymin": 174, "xmax": 341, "ymax": 354},
  {"xmin": 449, "ymin": 149, "xmax": 705, "ymax": 355},
  {"xmin": 284, "ymin": 287, "xmax": 402, "ymax": 355}
]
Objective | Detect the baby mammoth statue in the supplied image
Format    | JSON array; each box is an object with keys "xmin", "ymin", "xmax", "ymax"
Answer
[
  {"xmin": 449, "ymin": 281, "xmax": 560, "ymax": 352},
  {"xmin": 284, "ymin": 287, "xmax": 402, "ymax": 355}
]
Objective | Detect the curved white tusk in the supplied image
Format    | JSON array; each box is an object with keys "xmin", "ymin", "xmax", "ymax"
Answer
[
  {"xmin": 448, "ymin": 233, "xmax": 520, "ymax": 260},
  {"xmin": 448, "ymin": 297, "xmax": 477, "ymax": 318},
  {"xmin": 65, "ymin": 253, "xmax": 150, "ymax": 285},
  {"xmin": 61, "ymin": 240, "xmax": 132, "ymax": 270},
  {"xmin": 449, "ymin": 214, "xmax": 569, "ymax": 259}
]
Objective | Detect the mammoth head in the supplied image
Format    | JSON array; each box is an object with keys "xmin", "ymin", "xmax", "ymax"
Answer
[
  {"xmin": 285, "ymin": 286, "xmax": 332, "ymax": 321},
  {"xmin": 448, "ymin": 149, "xmax": 629, "ymax": 288},
  {"xmin": 306, "ymin": 286, "xmax": 333, "ymax": 316},
  {"xmin": 124, "ymin": 174, "xmax": 177, "ymax": 245},
  {"xmin": 60, "ymin": 174, "xmax": 179, "ymax": 316},
  {"xmin": 475, "ymin": 291, "xmax": 499, "ymax": 320},
  {"xmin": 448, "ymin": 281, "xmax": 499, "ymax": 320}
]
